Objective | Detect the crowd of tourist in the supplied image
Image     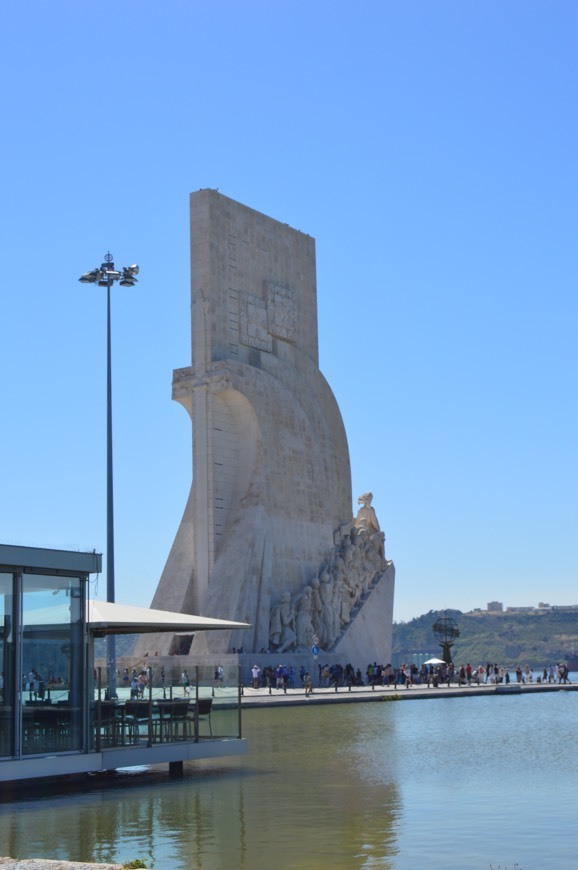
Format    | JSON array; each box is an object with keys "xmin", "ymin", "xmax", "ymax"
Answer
[
  {"xmin": 247, "ymin": 660, "xmax": 572, "ymax": 692},
  {"xmin": 361, "ymin": 660, "xmax": 572, "ymax": 688}
]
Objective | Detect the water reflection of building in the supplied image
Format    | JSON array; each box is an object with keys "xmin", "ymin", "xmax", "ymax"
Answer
[{"xmin": 0, "ymin": 543, "xmax": 247, "ymax": 783}]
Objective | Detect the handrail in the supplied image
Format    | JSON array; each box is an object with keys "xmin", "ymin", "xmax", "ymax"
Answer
[
  {"xmin": 95, "ymin": 667, "xmax": 102, "ymax": 752},
  {"xmin": 194, "ymin": 665, "xmax": 199, "ymax": 742},
  {"xmin": 238, "ymin": 665, "xmax": 242, "ymax": 739},
  {"xmin": 91, "ymin": 663, "xmax": 243, "ymax": 747},
  {"xmin": 147, "ymin": 669, "xmax": 153, "ymax": 747}
]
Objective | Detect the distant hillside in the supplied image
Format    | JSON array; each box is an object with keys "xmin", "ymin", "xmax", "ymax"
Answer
[{"xmin": 392, "ymin": 609, "xmax": 578, "ymax": 668}]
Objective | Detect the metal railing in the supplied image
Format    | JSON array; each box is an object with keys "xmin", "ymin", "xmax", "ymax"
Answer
[{"xmin": 92, "ymin": 664, "xmax": 242, "ymax": 751}]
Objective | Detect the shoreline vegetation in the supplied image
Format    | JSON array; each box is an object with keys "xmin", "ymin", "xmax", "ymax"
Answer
[{"xmin": 393, "ymin": 607, "xmax": 578, "ymax": 668}]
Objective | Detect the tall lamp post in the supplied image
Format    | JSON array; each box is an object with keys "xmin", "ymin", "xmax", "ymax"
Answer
[{"xmin": 79, "ymin": 253, "xmax": 139, "ymax": 698}]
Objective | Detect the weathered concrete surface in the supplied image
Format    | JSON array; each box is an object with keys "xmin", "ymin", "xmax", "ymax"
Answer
[{"xmin": 333, "ymin": 562, "xmax": 395, "ymax": 666}]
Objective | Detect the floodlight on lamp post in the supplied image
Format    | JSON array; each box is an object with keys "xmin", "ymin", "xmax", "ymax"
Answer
[{"xmin": 79, "ymin": 253, "xmax": 139, "ymax": 698}]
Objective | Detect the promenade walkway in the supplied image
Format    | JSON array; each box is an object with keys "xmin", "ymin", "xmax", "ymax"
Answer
[{"xmin": 240, "ymin": 679, "xmax": 577, "ymax": 708}]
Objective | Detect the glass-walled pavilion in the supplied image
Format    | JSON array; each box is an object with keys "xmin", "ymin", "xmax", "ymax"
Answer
[
  {"xmin": 0, "ymin": 544, "xmax": 246, "ymax": 783},
  {"xmin": 0, "ymin": 544, "xmax": 96, "ymax": 771}
]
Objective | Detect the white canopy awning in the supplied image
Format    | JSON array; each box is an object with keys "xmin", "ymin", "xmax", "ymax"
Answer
[{"xmin": 87, "ymin": 599, "xmax": 250, "ymax": 636}]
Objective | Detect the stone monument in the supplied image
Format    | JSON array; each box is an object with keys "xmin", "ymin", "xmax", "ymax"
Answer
[{"xmin": 145, "ymin": 190, "xmax": 395, "ymax": 666}]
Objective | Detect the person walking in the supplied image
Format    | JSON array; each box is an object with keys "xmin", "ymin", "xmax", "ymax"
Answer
[
  {"xmin": 181, "ymin": 670, "xmax": 190, "ymax": 696},
  {"xmin": 137, "ymin": 670, "xmax": 148, "ymax": 698}
]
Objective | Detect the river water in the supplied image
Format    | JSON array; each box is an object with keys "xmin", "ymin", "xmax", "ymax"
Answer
[{"xmin": 0, "ymin": 691, "xmax": 576, "ymax": 869}]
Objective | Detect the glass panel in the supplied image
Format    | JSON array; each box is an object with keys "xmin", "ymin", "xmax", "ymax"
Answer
[
  {"xmin": 0, "ymin": 573, "xmax": 14, "ymax": 757},
  {"xmin": 21, "ymin": 574, "xmax": 84, "ymax": 754},
  {"xmin": 91, "ymin": 654, "xmax": 243, "ymax": 744}
]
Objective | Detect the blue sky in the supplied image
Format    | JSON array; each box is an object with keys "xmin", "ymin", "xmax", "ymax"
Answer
[{"xmin": 1, "ymin": 2, "xmax": 576, "ymax": 622}]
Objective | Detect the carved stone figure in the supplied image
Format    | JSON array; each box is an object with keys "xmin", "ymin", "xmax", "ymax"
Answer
[
  {"xmin": 354, "ymin": 492, "xmax": 385, "ymax": 559},
  {"xmin": 260, "ymin": 494, "xmax": 392, "ymax": 655},
  {"xmin": 295, "ymin": 586, "xmax": 314, "ymax": 649},
  {"xmin": 331, "ymin": 556, "xmax": 353, "ymax": 625},
  {"xmin": 337, "ymin": 575, "xmax": 354, "ymax": 625},
  {"xmin": 341, "ymin": 540, "xmax": 361, "ymax": 608},
  {"xmin": 269, "ymin": 590, "xmax": 297, "ymax": 653},
  {"xmin": 319, "ymin": 569, "xmax": 338, "ymax": 648},
  {"xmin": 309, "ymin": 576, "xmax": 323, "ymax": 640},
  {"xmin": 265, "ymin": 493, "xmax": 394, "ymax": 656}
]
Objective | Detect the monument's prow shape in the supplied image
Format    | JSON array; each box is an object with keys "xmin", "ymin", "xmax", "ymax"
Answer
[{"xmin": 147, "ymin": 191, "xmax": 394, "ymax": 664}]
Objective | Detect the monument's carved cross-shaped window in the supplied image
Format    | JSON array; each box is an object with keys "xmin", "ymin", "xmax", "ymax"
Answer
[
  {"xmin": 238, "ymin": 291, "xmax": 271, "ymax": 352},
  {"xmin": 266, "ymin": 283, "xmax": 297, "ymax": 343},
  {"xmin": 238, "ymin": 285, "xmax": 297, "ymax": 351}
]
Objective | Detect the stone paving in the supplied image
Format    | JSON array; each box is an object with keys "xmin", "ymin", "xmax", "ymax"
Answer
[
  {"xmin": 239, "ymin": 678, "xmax": 576, "ymax": 707},
  {"xmin": 0, "ymin": 861, "xmax": 122, "ymax": 870}
]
